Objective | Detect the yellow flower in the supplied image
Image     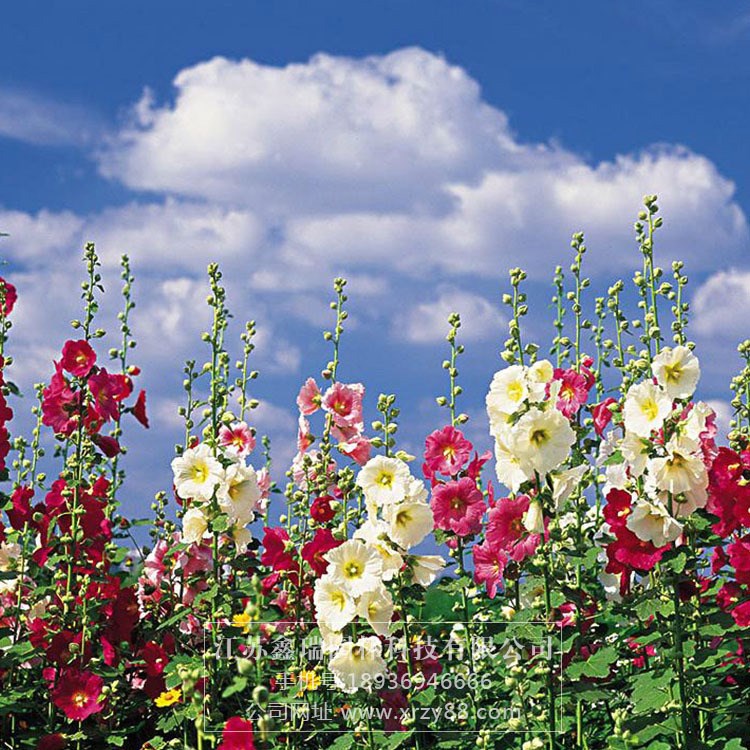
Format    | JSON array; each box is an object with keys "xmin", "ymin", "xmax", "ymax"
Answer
[
  {"xmin": 154, "ymin": 688, "xmax": 182, "ymax": 707},
  {"xmin": 297, "ymin": 669, "xmax": 321, "ymax": 695},
  {"xmin": 232, "ymin": 612, "xmax": 252, "ymax": 633}
]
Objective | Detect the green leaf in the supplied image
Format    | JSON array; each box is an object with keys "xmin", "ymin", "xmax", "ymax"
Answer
[
  {"xmin": 222, "ymin": 676, "xmax": 247, "ymax": 698},
  {"xmin": 328, "ymin": 735, "xmax": 355, "ymax": 750},
  {"xmin": 566, "ymin": 645, "xmax": 618, "ymax": 679}
]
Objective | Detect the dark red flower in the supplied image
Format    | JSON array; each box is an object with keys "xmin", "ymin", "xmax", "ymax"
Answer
[
  {"xmin": 51, "ymin": 669, "xmax": 104, "ymax": 721},
  {"xmin": 302, "ymin": 528, "xmax": 341, "ymax": 576},
  {"xmin": 36, "ymin": 734, "xmax": 67, "ymax": 750},
  {"xmin": 591, "ymin": 397, "xmax": 617, "ymax": 436},
  {"xmin": 133, "ymin": 389, "xmax": 149, "ymax": 428},
  {"xmin": 0, "ymin": 277, "xmax": 17, "ymax": 316},
  {"xmin": 310, "ymin": 495, "xmax": 335, "ymax": 523},
  {"xmin": 217, "ymin": 716, "xmax": 255, "ymax": 750}
]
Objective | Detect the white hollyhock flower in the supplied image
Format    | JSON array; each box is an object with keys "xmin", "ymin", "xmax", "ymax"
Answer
[
  {"xmin": 356, "ymin": 456, "xmax": 411, "ymax": 507},
  {"xmin": 326, "ymin": 539, "xmax": 383, "ymax": 597},
  {"xmin": 623, "ymin": 381, "xmax": 672, "ymax": 438},
  {"xmin": 383, "ymin": 501, "xmax": 434, "ymax": 550},
  {"xmin": 357, "ymin": 585, "xmax": 394, "ymax": 637},
  {"xmin": 232, "ymin": 527, "xmax": 253, "ymax": 554},
  {"xmin": 313, "ymin": 575, "xmax": 357, "ymax": 632},
  {"xmin": 0, "ymin": 542, "xmax": 20, "ymax": 593},
  {"xmin": 494, "ymin": 426, "xmax": 532, "ymax": 492},
  {"xmin": 652, "ymin": 345, "xmax": 700, "ymax": 400},
  {"xmin": 411, "ymin": 555, "xmax": 446, "ymax": 587},
  {"xmin": 599, "ymin": 571, "xmax": 623, "ymax": 603},
  {"xmin": 649, "ymin": 436, "xmax": 708, "ymax": 495},
  {"xmin": 620, "ymin": 432, "xmax": 651, "ymax": 477},
  {"xmin": 683, "ymin": 401, "xmax": 715, "ymax": 442},
  {"xmin": 182, "ymin": 506, "xmax": 209, "ymax": 545},
  {"xmin": 527, "ymin": 359, "xmax": 554, "ymax": 402},
  {"xmin": 171, "ymin": 443, "xmax": 226, "ymax": 502},
  {"xmin": 510, "ymin": 407, "xmax": 576, "ymax": 476},
  {"xmin": 626, "ymin": 499, "xmax": 683, "ymax": 546},
  {"xmin": 354, "ymin": 520, "xmax": 403, "ymax": 581},
  {"xmin": 319, "ymin": 622, "xmax": 344, "ymax": 654},
  {"xmin": 486, "ymin": 365, "xmax": 529, "ymax": 425},
  {"xmin": 403, "ymin": 476, "xmax": 429, "ymax": 505},
  {"xmin": 552, "ymin": 464, "xmax": 587, "ymax": 510},
  {"xmin": 329, "ymin": 636, "xmax": 387, "ymax": 693},
  {"xmin": 218, "ymin": 462, "xmax": 260, "ymax": 525},
  {"xmin": 523, "ymin": 499, "xmax": 545, "ymax": 534}
]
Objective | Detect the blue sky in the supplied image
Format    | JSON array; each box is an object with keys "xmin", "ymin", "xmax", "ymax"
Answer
[{"xmin": 1, "ymin": 2, "xmax": 749, "ymax": 521}]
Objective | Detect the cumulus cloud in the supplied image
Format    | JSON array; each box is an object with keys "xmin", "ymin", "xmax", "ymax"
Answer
[
  {"xmin": 692, "ymin": 269, "xmax": 750, "ymax": 338},
  {"xmin": 395, "ymin": 288, "xmax": 505, "ymax": 344}
]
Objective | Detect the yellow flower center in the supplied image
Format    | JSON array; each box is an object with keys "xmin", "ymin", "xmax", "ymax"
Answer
[
  {"xmin": 530, "ymin": 428, "xmax": 549, "ymax": 447},
  {"xmin": 72, "ymin": 691, "xmax": 88, "ymax": 708},
  {"xmin": 344, "ymin": 561, "xmax": 363, "ymax": 579},
  {"xmin": 190, "ymin": 462, "xmax": 209, "ymax": 483},
  {"xmin": 663, "ymin": 361, "xmax": 683, "ymax": 384},
  {"xmin": 376, "ymin": 471, "xmax": 393, "ymax": 488},
  {"xmin": 640, "ymin": 398, "xmax": 659, "ymax": 421},
  {"xmin": 507, "ymin": 380, "xmax": 524, "ymax": 402},
  {"xmin": 331, "ymin": 590, "xmax": 347, "ymax": 610}
]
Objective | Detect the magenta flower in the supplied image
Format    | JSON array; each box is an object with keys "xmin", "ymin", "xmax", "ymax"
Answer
[
  {"xmin": 219, "ymin": 421, "xmax": 256, "ymax": 457},
  {"xmin": 424, "ymin": 425, "xmax": 473, "ymax": 476},
  {"xmin": 431, "ymin": 477, "xmax": 486, "ymax": 537},
  {"xmin": 472, "ymin": 541, "xmax": 507, "ymax": 599},
  {"xmin": 591, "ymin": 397, "xmax": 617, "ymax": 436},
  {"xmin": 486, "ymin": 495, "xmax": 540, "ymax": 562},
  {"xmin": 552, "ymin": 367, "xmax": 590, "ymax": 418}
]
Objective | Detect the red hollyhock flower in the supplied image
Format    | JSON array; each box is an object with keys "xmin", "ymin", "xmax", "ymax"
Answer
[
  {"xmin": 379, "ymin": 688, "xmax": 408, "ymax": 733},
  {"xmin": 424, "ymin": 425, "xmax": 473, "ymax": 476},
  {"xmin": 707, "ymin": 447, "xmax": 750, "ymax": 535},
  {"xmin": 42, "ymin": 364, "xmax": 80, "ymax": 436},
  {"xmin": 51, "ymin": 669, "xmax": 104, "ymax": 721},
  {"xmin": 36, "ymin": 734, "xmax": 67, "ymax": 750},
  {"xmin": 7, "ymin": 485, "xmax": 34, "ymax": 530},
  {"xmin": 431, "ymin": 477, "xmax": 486, "ymax": 537},
  {"xmin": 591, "ymin": 397, "xmax": 617, "ymax": 436},
  {"xmin": 310, "ymin": 495, "xmax": 336, "ymax": 523},
  {"xmin": 87, "ymin": 370, "xmax": 132, "ymax": 423},
  {"xmin": 260, "ymin": 527, "xmax": 300, "ymax": 583},
  {"xmin": 728, "ymin": 536, "xmax": 750, "ymax": 586},
  {"xmin": 61, "ymin": 339, "xmax": 97, "ymax": 378},
  {"xmin": 485, "ymin": 495, "xmax": 540, "ymax": 562},
  {"xmin": 217, "ymin": 716, "xmax": 256, "ymax": 750},
  {"xmin": 93, "ymin": 434, "xmax": 121, "ymax": 457},
  {"xmin": 133, "ymin": 389, "xmax": 150, "ymax": 428},
  {"xmin": 0, "ymin": 277, "xmax": 17, "ymax": 315},
  {"xmin": 302, "ymin": 528, "xmax": 341, "ymax": 576},
  {"xmin": 141, "ymin": 641, "xmax": 170, "ymax": 677},
  {"xmin": 472, "ymin": 541, "xmax": 507, "ymax": 599}
]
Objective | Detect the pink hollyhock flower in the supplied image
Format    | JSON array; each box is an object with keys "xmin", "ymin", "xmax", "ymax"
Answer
[
  {"xmin": 302, "ymin": 528, "xmax": 341, "ymax": 576},
  {"xmin": 551, "ymin": 367, "xmax": 590, "ymax": 418},
  {"xmin": 331, "ymin": 421, "xmax": 363, "ymax": 443},
  {"xmin": 61, "ymin": 339, "xmax": 97, "ymax": 378},
  {"xmin": 0, "ymin": 277, "xmax": 17, "ymax": 316},
  {"xmin": 217, "ymin": 716, "xmax": 256, "ymax": 750},
  {"xmin": 728, "ymin": 536, "xmax": 750, "ymax": 585},
  {"xmin": 486, "ymin": 495, "xmax": 540, "ymax": 562},
  {"xmin": 338, "ymin": 435, "xmax": 371, "ymax": 465},
  {"xmin": 322, "ymin": 382, "xmax": 364, "ymax": 428},
  {"xmin": 431, "ymin": 477, "xmax": 486, "ymax": 537},
  {"xmin": 472, "ymin": 541, "xmax": 507, "ymax": 598},
  {"xmin": 133, "ymin": 389, "xmax": 150, "ymax": 428},
  {"xmin": 297, "ymin": 415, "xmax": 313, "ymax": 453},
  {"xmin": 219, "ymin": 421, "xmax": 255, "ymax": 457},
  {"xmin": 296, "ymin": 378, "xmax": 322, "ymax": 415},
  {"xmin": 51, "ymin": 669, "xmax": 104, "ymax": 721},
  {"xmin": 466, "ymin": 450, "xmax": 492, "ymax": 482},
  {"xmin": 310, "ymin": 495, "xmax": 336, "ymax": 523},
  {"xmin": 591, "ymin": 397, "xmax": 617, "ymax": 436},
  {"xmin": 424, "ymin": 426, "xmax": 473, "ymax": 476}
]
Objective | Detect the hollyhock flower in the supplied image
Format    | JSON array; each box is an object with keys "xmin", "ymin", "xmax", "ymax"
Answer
[
  {"xmin": 356, "ymin": 456, "xmax": 411, "ymax": 507},
  {"xmin": 383, "ymin": 501, "xmax": 434, "ymax": 549},
  {"xmin": 353, "ymin": 520, "xmax": 403, "ymax": 582},
  {"xmin": 172, "ymin": 443, "xmax": 225, "ymax": 502},
  {"xmin": 592, "ymin": 397, "xmax": 617, "ymax": 436},
  {"xmin": 322, "ymin": 382, "xmax": 364, "ymax": 428},
  {"xmin": 486, "ymin": 495, "xmax": 540, "ymax": 562},
  {"xmin": 652, "ymin": 345, "xmax": 700, "ymax": 400},
  {"xmin": 218, "ymin": 463, "xmax": 261, "ymax": 525},
  {"xmin": 338, "ymin": 435, "xmax": 372, "ymax": 466},
  {"xmin": 217, "ymin": 717, "xmax": 256, "ymax": 750},
  {"xmin": 626, "ymin": 499, "xmax": 682, "ymax": 546},
  {"xmin": 424, "ymin": 425, "xmax": 473, "ymax": 476},
  {"xmin": 731, "ymin": 600, "xmax": 750, "ymax": 627},
  {"xmin": 410, "ymin": 554, "xmax": 445, "ymax": 587},
  {"xmin": 431, "ymin": 477, "xmax": 486, "ymax": 537},
  {"xmin": 527, "ymin": 359, "xmax": 555, "ymax": 400},
  {"xmin": 523, "ymin": 498, "xmax": 545, "ymax": 534},
  {"xmin": 133, "ymin": 389, "xmax": 149, "ymax": 428},
  {"xmin": 182, "ymin": 507, "xmax": 209, "ymax": 545},
  {"xmin": 486, "ymin": 365, "xmax": 528, "ymax": 428},
  {"xmin": 61, "ymin": 339, "xmax": 97, "ymax": 378},
  {"xmin": 7, "ymin": 485, "xmax": 34, "ymax": 531},
  {"xmin": 326, "ymin": 539, "xmax": 383, "ymax": 597},
  {"xmin": 510, "ymin": 407, "xmax": 576, "ymax": 476},
  {"xmin": 51, "ymin": 669, "xmax": 104, "ymax": 721},
  {"xmin": 552, "ymin": 368, "xmax": 589, "ymax": 418},
  {"xmin": 357, "ymin": 584, "xmax": 395, "ymax": 636},
  {"xmin": 620, "ymin": 432, "xmax": 650, "ymax": 477},
  {"xmin": 493, "ymin": 426, "xmax": 531, "ymax": 493},
  {"xmin": 551, "ymin": 464, "xmax": 587, "ymax": 510},
  {"xmin": 649, "ymin": 435, "xmax": 708, "ymax": 496},
  {"xmin": 0, "ymin": 277, "xmax": 17, "ymax": 315},
  {"xmin": 311, "ymin": 494, "xmax": 336, "ymax": 523},
  {"xmin": 396, "ymin": 644, "xmax": 442, "ymax": 689},
  {"xmin": 473, "ymin": 541, "xmax": 507, "ymax": 599},
  {"xmin": 260, "ymin": 527, "xmax": 299, "ymax": 581},
  {"xmin": 42, "ymin": 364, "xmax": 79, "ymax": 436},
  {"xmin": 380, "ymin": 689, "xmax": 408, "ymax": 733},
  {"xmin": 36, "ymin": 734, "xmax": 67, "ymax": 750},
  {"xmin": 329, "ymin": 636, "xmax": 387, "ymax": 693},
  {"xmin": 141, "ymin": 641, "xmax": 170, "ymax": 677},
  {"xmin": 87, "ymin": 370, "xmax": 131, "ymax": 422},
  {"xmin": 313, "ymin": 575, "xmax": 356, "ymax": 631},
  {"xmin": 707, "ymin": 447, "xmax": 750, "ymax": 534},
  {"xmin": 92, "ymin": 433, "xmax": 120, "ymax": 457},
  {"xmin": 728, "ymin": 536, "xmax": 750, "ymax": 585},
  {"xmin": 296, "ymin": 377, "xmax": 322, "ymax": 415},
  {"xmin": 219, "ymin": 421, "xmax": 255, "ymax": 457},
  {"xmin": 302, "ymin": 528, "xmax": 341, "ymax": 576},
  {"xmin": 623, "ymin": 381, "xmax": 672, "ymax": 438}
]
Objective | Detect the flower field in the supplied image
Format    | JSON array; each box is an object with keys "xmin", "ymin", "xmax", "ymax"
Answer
[{"xmin": 0, "ymin": 197, "xmax": 748, "ymax": 750}]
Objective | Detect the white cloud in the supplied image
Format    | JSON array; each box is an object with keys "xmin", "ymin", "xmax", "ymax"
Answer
[
  {"xmin": 692, "ymin": 269, "xmax": 750, "ymax": 338},
  {"xmin": 395, "ymin": 288, "xmax": 505, "ymax": 344},
  {"xmin": 0, "ymin": 88, "xmax": 104, "ymax": 147}
]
